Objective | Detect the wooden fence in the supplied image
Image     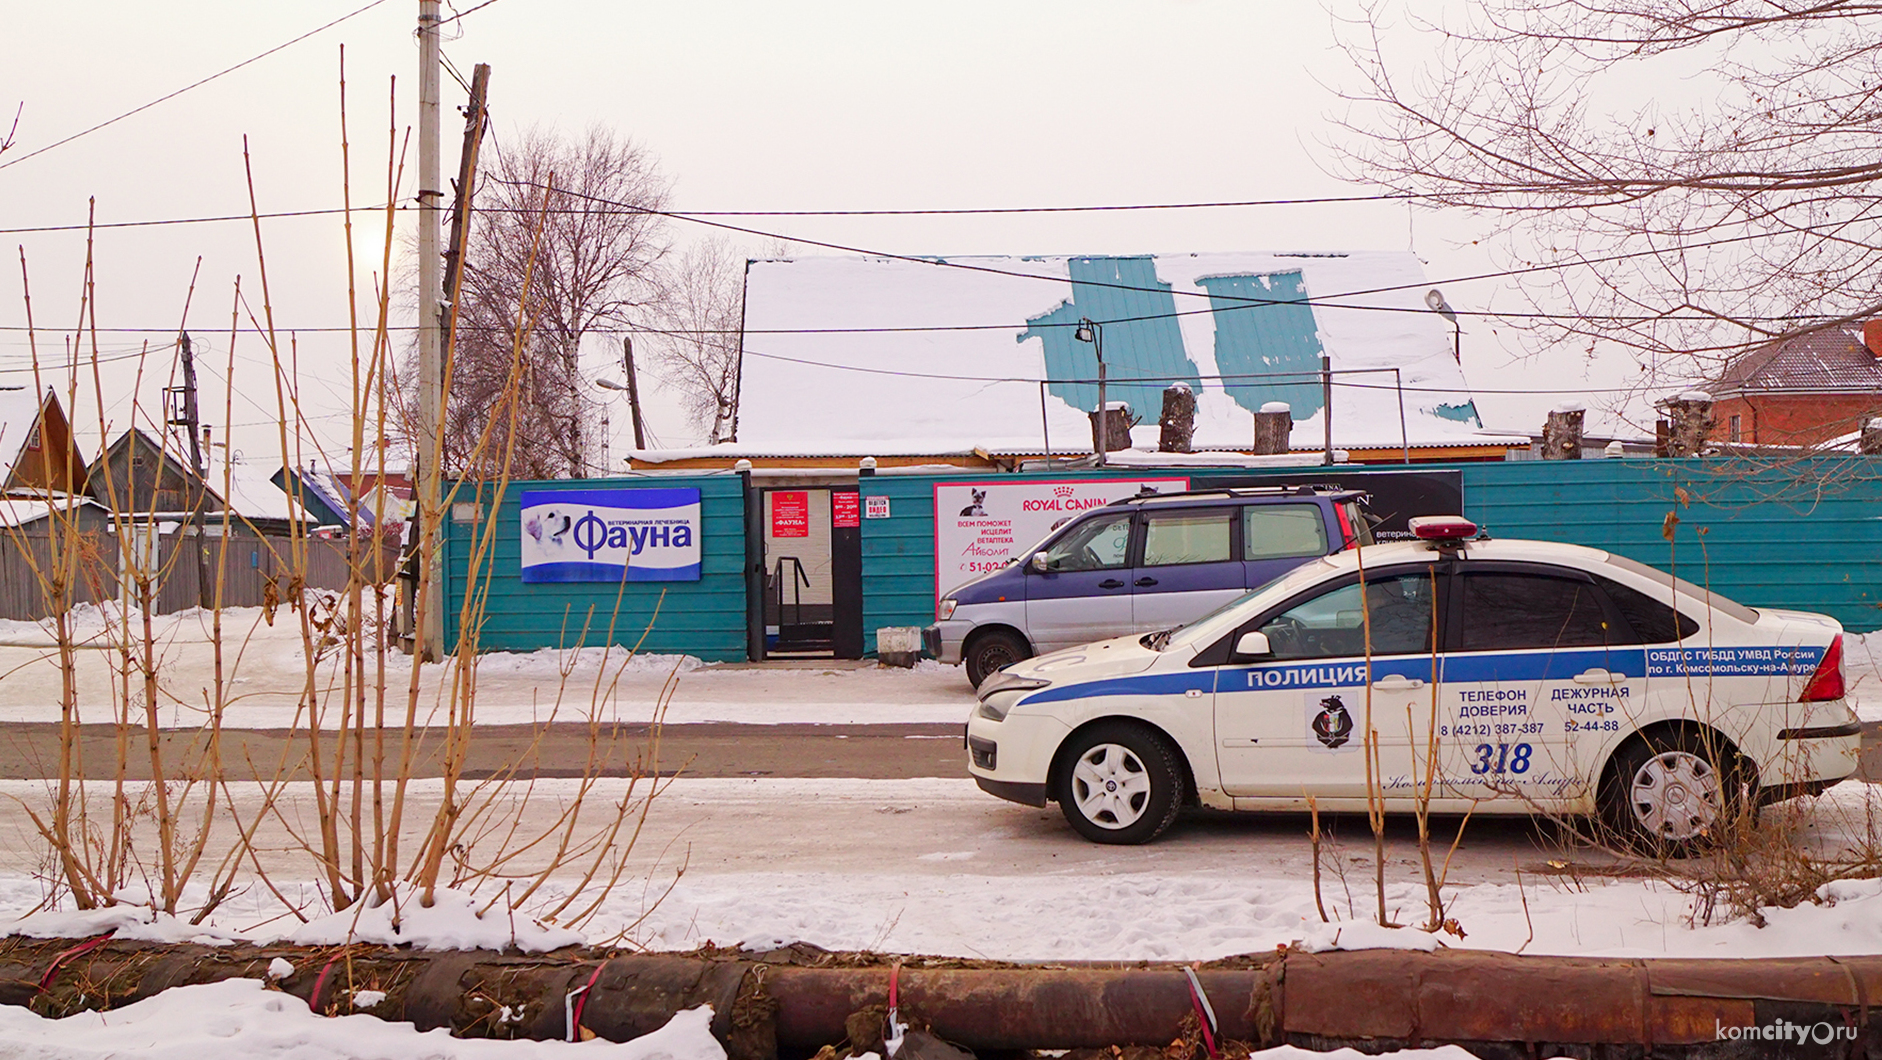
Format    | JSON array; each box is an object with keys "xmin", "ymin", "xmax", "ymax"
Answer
[{"xmin": 0, "ymin": 530, "xmax": 374, "ymax": 622}]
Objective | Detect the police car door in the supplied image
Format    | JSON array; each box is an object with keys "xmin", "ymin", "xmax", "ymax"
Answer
[
  {"xmin": 1212, "ymin": 563, "xmax": 1443, "ymax": 800},
  {"xmin": 1440, "ymin": 565, "xmax": 1645, "ymax": 807}
]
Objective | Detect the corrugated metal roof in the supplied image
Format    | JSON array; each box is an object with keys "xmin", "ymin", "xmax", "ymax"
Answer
[{"xmin": 1714, "ymin": 325, "xmax": 1882, "ymax": 392}]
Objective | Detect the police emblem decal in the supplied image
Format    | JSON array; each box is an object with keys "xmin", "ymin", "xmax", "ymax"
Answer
[{"xmin": 1312, "ymin": 694, "xmax": 1354, "ymax": 749}]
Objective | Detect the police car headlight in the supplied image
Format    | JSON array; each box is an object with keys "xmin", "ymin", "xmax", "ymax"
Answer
[
  {"xmin": 978, "ymin": 691, "xmax": 1025, "ymax": 721},
  {"xmin": 938, "ymin": 598, "xmax": 957, "ymax": 621},
  {"xmin": 976, "ymin": 672, "xmax": 1049, "ymax": 720}
]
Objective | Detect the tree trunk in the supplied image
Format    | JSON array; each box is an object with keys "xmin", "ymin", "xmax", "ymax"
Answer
[
  {"xmin": 1541, "ymin": 408, "xmax": 1584, "ymax": 459},
  {"xmin": 1156, "ymin": 384, "xmax": 1196, "ymax": 453},
  {"xmin": 1088, "ymin": 403, "xmax": 1133, "ymax": 454},
  {"xmin": 1252, "ymin": 403, "xmax": 1292, "ymax": 455}
]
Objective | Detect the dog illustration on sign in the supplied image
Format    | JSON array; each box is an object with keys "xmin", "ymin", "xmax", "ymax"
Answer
[{"xmin": 958, "ymin": 489, "xmax": 988, "ymax": 517}]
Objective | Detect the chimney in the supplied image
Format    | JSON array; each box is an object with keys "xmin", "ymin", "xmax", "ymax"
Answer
[{"xmin": 1864, "ymin": 319, "xmax": 1882, "ymax": 357}]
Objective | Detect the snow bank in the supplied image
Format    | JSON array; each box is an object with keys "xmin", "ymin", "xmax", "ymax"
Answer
[
  {"xmin": 287, "ymin": 887, "xmax": 582, "ymax": 953},
  {"xmin": 0, "ymin": 979, "xmax": 726, "ymax": 1060}
]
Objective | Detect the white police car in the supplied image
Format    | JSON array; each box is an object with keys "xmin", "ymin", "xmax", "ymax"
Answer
[{"xmin": 965, "ymin": 517, "xmax": 1862, "ymax": 848}]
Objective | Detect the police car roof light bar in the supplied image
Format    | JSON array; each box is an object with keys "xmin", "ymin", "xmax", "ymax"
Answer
[{"xmin": 1408, "ymin": 515, "xmax": 1478, "ymax": 543}]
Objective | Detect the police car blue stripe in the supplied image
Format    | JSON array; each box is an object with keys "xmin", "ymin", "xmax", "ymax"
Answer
[
  {"xmin": 1021, "ymin": 643, "xmax": 1822, "ymax": 704},
  {"xmin": 1022, "ymin": 671, "xmax": 1215, "ymax": 705}
]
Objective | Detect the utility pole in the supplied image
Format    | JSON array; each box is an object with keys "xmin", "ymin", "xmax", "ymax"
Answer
[
  {"xmin": 415, "ymin": 0, "xmax": 445, "ymax": 662},
  {"xmin": 622, "ymin": 336, "xmax": 647, "ymax": 451},
  {"xmin": 169, "ymin": 333, "xmax": 211, "ymax": 607},
  {"xmin": 441, "ymin": 64, "xmax": 490, "ymax": 352}
]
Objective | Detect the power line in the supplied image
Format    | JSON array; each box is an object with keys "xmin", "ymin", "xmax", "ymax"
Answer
[
  {"xmin": 0, "ymin": 206, "xmax": 387, "ymax": 235},
  {"xmin": 0, "ymin": 0, "xmax": 397, "ymax": 172},
  {"xmin": 0, "ymin": 194, "xmax": 1423, "ymax": 236},
  {"xmin": 735, "ymin": 347, "xmax": 1661, "ymax": 397},
  {"xmin": 436, "ymin": 0, "xmax": 506, "ymax": 28}
]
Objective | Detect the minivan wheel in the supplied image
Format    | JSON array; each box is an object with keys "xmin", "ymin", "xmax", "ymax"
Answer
[
  {"xmin": 1600, "ymin": 729, "xmax": 1742, "ymax": 856},
  {"xmin": 1054, "ymin": 722, "xmax": 1184, "ymax": 845},
  {"xmin": 965, "ymin": 630, "xmax": 1030, "ymax": 688}
]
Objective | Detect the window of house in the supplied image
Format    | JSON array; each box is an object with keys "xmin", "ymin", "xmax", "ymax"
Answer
[
  {"xmin": 1728, "ymin": 414, "xmax": 1742, "ymax": 442},
  {"xmin": 24, "ymin": 424, "xmax": 40, "ymax": 451}
]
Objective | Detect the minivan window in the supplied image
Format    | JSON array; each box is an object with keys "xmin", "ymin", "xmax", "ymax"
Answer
[
  {"xmin": 1142, "ymin": 510, "xmax": 1232, "ymax": 566},
  {"xmin": 1038, "ymin": 512, "xmax": 1132, "ymax": 571},
  {"xmin": 1244, "ymin": 504, "xmax": 1328, "ymax": 560}
]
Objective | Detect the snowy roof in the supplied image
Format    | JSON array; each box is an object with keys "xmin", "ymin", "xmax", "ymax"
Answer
[
  {"xmin": 0, "ymin": 387, "xmax": 48, "ymax": 486},
  {"xmin": 0, "ymin": 491, "xmax": 101, "ymax": 529},
  {"xmin": 205, "ymin": 455, "xmax": 308, "ymax": 524},
  {"xmin": 728, "ymin": 253, "xmax": 1527, "ymax": 455}
]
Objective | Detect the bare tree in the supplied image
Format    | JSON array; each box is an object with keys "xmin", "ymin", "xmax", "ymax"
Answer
[
  {"xmin": 646, "ymin": 237, "xmax": 745, "ymax": 444},
  {"xmin": 1334, "ymin": 2, "xmax": 1882, "ymax": 384},
  {"xmin": 433, "ymin": 124, "xmax": 671, "ymax": 478}
]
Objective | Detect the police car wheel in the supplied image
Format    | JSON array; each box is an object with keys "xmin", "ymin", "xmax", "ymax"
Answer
[
  {"xmin": 1055, "ymin": 723, "xmax": 1184, "ymax": 845},
  {"xmin": 1603, "ymin": 730, "xmax": 1738, "ymax": 854},
  {"xmin": 965, "ymin": 630, "xmax": 1030, "ymax": 688}
]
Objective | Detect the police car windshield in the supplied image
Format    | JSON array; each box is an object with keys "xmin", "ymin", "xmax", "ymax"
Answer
[{"xmin": 1154, "ymin": 560, "xmax": 1332, "ymax": 650}]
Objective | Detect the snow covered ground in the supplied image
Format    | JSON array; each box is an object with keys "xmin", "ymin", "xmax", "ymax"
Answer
[
  {"xmin": 0, "ymin": 606, "xmax": 1876, "ymax": 727},
  {"xmin": 0, "ymin": 606, "xmax": 976, "ymax": 728}
]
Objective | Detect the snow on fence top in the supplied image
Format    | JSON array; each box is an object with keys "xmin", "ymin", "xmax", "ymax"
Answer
[{"xmin": 731, "ymin": 252, "xmax": 1516, "ymax": 456}]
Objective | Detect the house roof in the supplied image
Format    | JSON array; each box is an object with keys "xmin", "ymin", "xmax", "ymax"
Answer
[
  {"xmin": 0, "ymin": 387, "xmax": 49, "ymax": 487},
  {"xmin": 0, "ymin": 491, "xmax": 103, "ymax": 529},
  {"xmin": 1713, "ymin": 324, "xmax": 1882, "ymax": 393},
  {"xmin": 91, "ymin": 428, "xmax": 309, "ymax": 526},
  {"xmin": 722, "ymin": 252, "xmax": 1526, "ymax": 458}
]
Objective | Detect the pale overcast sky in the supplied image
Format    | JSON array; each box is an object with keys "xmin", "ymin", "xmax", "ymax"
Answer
[{"xmin": 2, "ymin": 1, "xmax": 1648, "ymax": 465}]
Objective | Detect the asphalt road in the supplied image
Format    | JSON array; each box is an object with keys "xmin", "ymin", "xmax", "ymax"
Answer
[
  {"xmin": 0, "ymin": 721, "xmax": 971, "ymax": 782},
  {"xmin": 1, "ymin": 719, "xmax": 1875, "ymax": 782}
]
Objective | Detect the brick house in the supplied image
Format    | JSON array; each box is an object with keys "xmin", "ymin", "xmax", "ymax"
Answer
[{"xmin": 1708, "ymin": 321, "xmax": 1882, "ymax": 446}]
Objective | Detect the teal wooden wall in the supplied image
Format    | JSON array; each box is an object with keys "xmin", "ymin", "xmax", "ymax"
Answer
[
  {"xmin": 860, "ymin": 457, "xmax": 1882, "ymax": 644},
  {"xmin": 1459, "ymin": 456, "xmax": 1882, "ymax": 631},
  {"xmin": 443, "ymin": 474, "xmax": 749, "ymax": 660}
]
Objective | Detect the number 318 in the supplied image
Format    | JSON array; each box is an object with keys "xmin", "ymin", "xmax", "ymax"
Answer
[{"xmin": 1471, "ymin": 742, "xmax": 1532, "ymax": 774}]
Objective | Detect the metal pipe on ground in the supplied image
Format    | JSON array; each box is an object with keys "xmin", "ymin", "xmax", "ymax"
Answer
[{"xmin": 3, "ymin": 938, "xmax": 1880, "ymax": 1056}]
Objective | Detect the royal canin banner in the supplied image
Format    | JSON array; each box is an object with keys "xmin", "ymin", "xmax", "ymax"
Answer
[
  {"xmin": 932, "ymin": 477, "xmax": 1187, "ymax": 599},
  {"xmin": 519, "ymin": 488, "xmax": 702, "ymax": 583}
]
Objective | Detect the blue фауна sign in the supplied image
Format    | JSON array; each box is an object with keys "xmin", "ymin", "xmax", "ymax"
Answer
[{"xmin": 519, "ymin": 487, "xmax": 702, "ymax": 583}]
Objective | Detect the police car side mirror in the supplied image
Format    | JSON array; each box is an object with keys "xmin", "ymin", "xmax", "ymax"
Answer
[
  {"xmin": 1234, "ymin": 631, "xmax": 1273, "ymax": 658},
  {"xmin": 1030, "ymin": 551, "xmax": 1051, "ymax": 573}
]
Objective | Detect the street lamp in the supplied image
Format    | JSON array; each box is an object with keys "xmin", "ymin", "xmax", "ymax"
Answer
[
  {"xmin": 1425, "ymin": 289, "xmax": 1461, "ymax": 364},
  {"xmin": 1073, "ymin": 317, "xmax": 1107, "ymax": 466}
]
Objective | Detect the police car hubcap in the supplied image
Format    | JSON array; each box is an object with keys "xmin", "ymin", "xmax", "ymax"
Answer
[
  {"xmin": 1631, "ymin": 751, "xmax": 1720, "ymax": 841},
  {"xmin": 1071, "ymin": 744, "xmax": 1152, "ymax": 829}
]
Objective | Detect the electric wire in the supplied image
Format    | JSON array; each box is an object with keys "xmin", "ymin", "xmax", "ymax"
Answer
[
  {"xmin": 733, "ymin": 347, "xmax": 1656, "ymax": 396},
  {"xmin": 0, "ymin": 0, "xmax": 398, "ymax": 172}
]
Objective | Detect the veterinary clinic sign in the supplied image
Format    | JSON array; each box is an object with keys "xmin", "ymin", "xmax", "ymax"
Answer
[
  {"xmin": 520, "ymin": 487, "xmax": 702, "ymax": 583},
  {"xmin": 932, "ymin": 478, "xmax": 1187, "ymax": 598}
]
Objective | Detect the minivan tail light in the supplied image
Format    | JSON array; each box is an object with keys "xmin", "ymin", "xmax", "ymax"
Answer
[
  {"xmin": 1335, "ymin": 503, "xmax": 1356, "ymax": 549},
  {"xmin": 1800, "ymin": 635, "xmax": 1845, "ymax": 702}
]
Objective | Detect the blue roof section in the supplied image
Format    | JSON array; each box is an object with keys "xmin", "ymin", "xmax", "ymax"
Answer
[
  {"xmin": 1197, "ymin": 270, "xmax": 1325, "ymax": 420},
  {"xmin": 1019, "ymin": 256, "xmax": 1201, "ymax": 418}
]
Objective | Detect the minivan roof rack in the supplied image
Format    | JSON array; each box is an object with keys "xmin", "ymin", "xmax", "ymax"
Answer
[{"xmin": 1101, "ymin": 485, "xmax": 1362, "ymax": 507}]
